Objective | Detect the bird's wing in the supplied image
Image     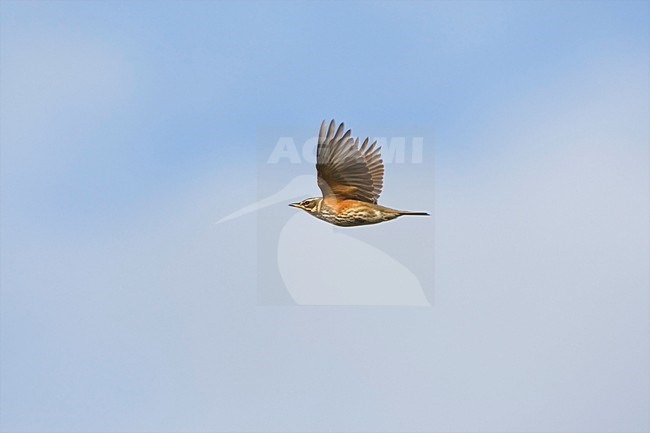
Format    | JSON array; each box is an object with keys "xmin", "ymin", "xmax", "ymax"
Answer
[{"xmin": 316, "ymin": 120, "xmax": 384, "ymax": 203}]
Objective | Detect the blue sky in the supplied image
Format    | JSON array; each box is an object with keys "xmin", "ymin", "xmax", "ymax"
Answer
[{"xmin": 1, "ymin": 1, "xmax": 649, "ymax": 432}]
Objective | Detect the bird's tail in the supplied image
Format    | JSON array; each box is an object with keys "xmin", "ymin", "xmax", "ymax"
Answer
[{"xmin": 398, "ymin": 211, "xmax": 430, "ymax": 216}]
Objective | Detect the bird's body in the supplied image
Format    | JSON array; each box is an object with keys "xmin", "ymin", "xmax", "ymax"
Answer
[
  {"xmin": 297, "ymin": 197, "xmax": 427, "ymax": 227},
  {"xmin": 290, "ymin": 120, "xmax": 429, "ymax": 227}
]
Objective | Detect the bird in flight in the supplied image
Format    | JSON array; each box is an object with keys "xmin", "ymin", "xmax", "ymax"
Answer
[{"xmin": 289, "ymin": 120, "xmax": 429, "ymax": 227}]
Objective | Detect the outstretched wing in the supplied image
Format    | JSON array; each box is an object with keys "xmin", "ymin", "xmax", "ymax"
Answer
[{"xmin": 316, "ymin": 120, "xmax": 384, "ymax": 203}]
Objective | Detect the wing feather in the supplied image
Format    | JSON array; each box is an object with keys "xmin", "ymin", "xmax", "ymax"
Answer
[{"xmin": 316, "ymin": 120, "xmax": 384, "ymax": 203}]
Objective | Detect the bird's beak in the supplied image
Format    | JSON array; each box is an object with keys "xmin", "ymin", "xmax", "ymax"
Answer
[{"xmin": 289, "ymin": 202, "xmax": 300, "ymax": 208}]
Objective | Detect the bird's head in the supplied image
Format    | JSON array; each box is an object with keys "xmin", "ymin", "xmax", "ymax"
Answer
[{"xmin": 289, "ymin": 197, "xmax": 321, "ymax": 213}]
